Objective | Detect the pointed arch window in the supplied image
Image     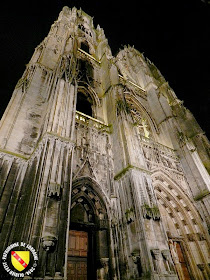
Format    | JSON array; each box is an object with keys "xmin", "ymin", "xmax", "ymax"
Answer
[
  {"xmin": 80, "ymin": 42, "xmax": 90, "ymax": 53},
  {"xmin": 76, "ymin": 91, "xmax": 93, "ymax": 117},
  {"xmin": 76, "ymin": 59, "xmax": 95, "ymax": 117},
  {"xmin": 130, "ymin": 106, "xmax": 152, "ymax": 138}
]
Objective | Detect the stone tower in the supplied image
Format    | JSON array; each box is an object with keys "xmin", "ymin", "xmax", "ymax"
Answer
[{"xmin": 0, "ymin": 6, "xmax": 210, "ymax": 280}]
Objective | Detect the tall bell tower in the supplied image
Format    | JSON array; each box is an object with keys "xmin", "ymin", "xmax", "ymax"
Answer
[{"xmin": 0, "ymin": 6, "xmax": 209, "ymax": 280}]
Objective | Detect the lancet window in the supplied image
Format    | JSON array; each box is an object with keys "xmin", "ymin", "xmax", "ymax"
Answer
[{"xmin": 76, "ymin": 91, "xmax": 93, "ymax": 117}]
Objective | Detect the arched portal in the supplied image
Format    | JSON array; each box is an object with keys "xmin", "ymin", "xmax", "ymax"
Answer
[
  {"xmin": 152, "ymin": 170, "xmax": 210, "ymax": 280},
  {"xmin": 67, "ymin": 177, "xmax": 111, "ymax": 280}
]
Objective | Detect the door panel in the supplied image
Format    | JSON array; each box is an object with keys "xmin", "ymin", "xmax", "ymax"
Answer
[
  {"xmin": 68, "ymin": 230, "xmax": 88, "ymax": 280},
  {"xmin": 175, "ymin": 242, "xmax": 191, "ymax": 280},
  {"xmin": 67, "ymin": 259, "xmax": 87, "ymax": 280},
  {"xmin": 170, "ymin": 240, "xmax": 191, "ymax": 280}
]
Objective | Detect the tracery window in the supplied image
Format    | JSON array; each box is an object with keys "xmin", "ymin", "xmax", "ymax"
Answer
[
  {"xmin": 123, "ymin": 90, "xmax": 154, "ymax": 138},
  {"xmin": 80, "ymin": 42, "xmax": 90, "ymax": 53},
  {"xmin": 76, "ymin": 91, "xmax": 93, "ymax": 116},
  {"xmin": 76, "ymin": 59, "xmax": 95, "ymax": 117},
  {"xmin": 131, "ymin": 108, "xmax": 151, "ymax": 138}
]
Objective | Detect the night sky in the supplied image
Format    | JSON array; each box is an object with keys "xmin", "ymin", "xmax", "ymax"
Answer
[{"xmin": 1, "ymin": 0, "xmax": 210, "ymax": 138}]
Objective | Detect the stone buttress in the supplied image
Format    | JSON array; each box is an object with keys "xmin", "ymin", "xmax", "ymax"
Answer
[{"xmin": 0, "ymin": 6, "xmax": 209, "ymax": 280}]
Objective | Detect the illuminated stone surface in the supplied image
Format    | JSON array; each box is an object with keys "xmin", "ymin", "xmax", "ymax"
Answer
[{"xmin": 0, "ymin": 6, "xmax": 209, "ymax": 280}]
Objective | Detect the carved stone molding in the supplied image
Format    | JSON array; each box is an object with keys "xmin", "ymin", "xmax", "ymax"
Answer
[
  {"xmin": 47, "ymin": 182, "xmax": 62, "ymax": 198},
  {"xmin": 100, "ymin": 257, "xmax": 109, "ymax": 268},
  {"xmin": 197, "ymin": 263, "xmax": 205, "ymax": 271},
  {"xmin": 142, "ymin": 204, "xmax": 160, "ymax": 221},
  {"xmin": 162, "ymin": 249, "xmax": 170, "ymax": 260},
  {"xmin": 187, "ymin": 233, "xmax": 196, "ymax": 242},
  {"xmin": 111, "ymin": 217, "xmax": 118, "ymax": 228},
  {"xmin": 42, "ymin": 235, "xmax": 57, "ymax": 251},
  {"xmin": 54, "ymin": 272, "xmax": 63, "ymax": 279},
  {"xmin": 99, "ymin": 219, "xmax": 108, "ymax": 230},
  {"xmin": 131, "ymin": 250, "xmax": 141, "ymax": 264},
  {"xmin": 151, "ymin": 249, "xmax": 161, "ymax": 273},
  {"xmin": 151, "ymin": 249, "xmax": 161, "ymax": 260},
  {"xmin": 197, "ymin": 232, "xmax": 206, "ymax": 241},
  {"xmin": 125, "ymin": 207, "xmax": 135, "ymax": 224}
]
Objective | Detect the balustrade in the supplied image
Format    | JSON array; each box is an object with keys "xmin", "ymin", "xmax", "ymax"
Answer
[{"xmin": 75, "ymin": 111, "xmax": 111, "ymax": 133}]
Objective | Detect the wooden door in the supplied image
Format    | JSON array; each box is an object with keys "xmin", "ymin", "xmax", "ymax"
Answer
[
  {"xmin": 68, "ymin": 230, "xmax": 88, "ymax": 280},
  {"xmin": 175, "ymin": 242, "xmax": 191, "ymax": 280}
]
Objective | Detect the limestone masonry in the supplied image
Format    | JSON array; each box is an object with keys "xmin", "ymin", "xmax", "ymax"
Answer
[{"xmin": 0, "ymin": 6, "xmax": 209, "ymax": 280}]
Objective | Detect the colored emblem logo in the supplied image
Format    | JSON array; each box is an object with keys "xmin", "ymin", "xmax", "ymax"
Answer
[
  {"xmin": 2, "ymin": 242, "xmax": 38, "ymax": 277},
  {"xmin": 11, "ymin": 251, "xmax": 30, "ymax": 272}
]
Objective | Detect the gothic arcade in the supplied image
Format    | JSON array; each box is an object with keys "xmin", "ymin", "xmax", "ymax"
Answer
[{"xmin": 0, "ymin": 6, "xmax": 210, "ymax": 280}]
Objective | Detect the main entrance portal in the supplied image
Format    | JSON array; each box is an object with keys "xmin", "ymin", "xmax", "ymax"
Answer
[
  {"xmin": 68, "ymin": 178, "xmax": 110, "ymax": 279},
  {"xmin": 67, "ymin": 230, "xmax": 88, "ymax": 280},
  {"xmin": 169, "ymin": 240, "xmax": 191, "ymax": 280}
]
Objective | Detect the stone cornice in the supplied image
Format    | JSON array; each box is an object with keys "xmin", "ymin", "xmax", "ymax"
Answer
[
  {"xmin": 0, "ymin": 132, "xmax": 75, "ymax": 161},
  {"xmin": 77, "ymin": 48, "xmax": 101, "ymax": 65},
  {"xmin": 114, "ymin": 164, "xmax": 151, "ymax": 180}
]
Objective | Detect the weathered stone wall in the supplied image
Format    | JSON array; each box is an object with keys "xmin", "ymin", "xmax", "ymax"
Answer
[
  {"xmin": 0, "ymin": 135, "xmax": 73, "ymax": 278},
  {"xmin": 0, "ymin": 6, "xmax": 209, "ymax": 280}
]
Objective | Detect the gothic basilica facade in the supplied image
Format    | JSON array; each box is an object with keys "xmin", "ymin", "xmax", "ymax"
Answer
[{"xmin": 0, "ymin": 6, "xmax": 210, "ymax": 280}]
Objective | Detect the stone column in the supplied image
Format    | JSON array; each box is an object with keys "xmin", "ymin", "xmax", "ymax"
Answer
[
  {"xmin": 41, "ymin": 191, "xmax": 60, "ymax": 277},
  {"xmin": 151, "ymin": 249, "xmax": 161, "ymax": 274},
  {"xmin": 42, "ymin": 183, "xmax": 62, "ymax": 241},
  {"xmin": 162, "ymin": 249, "xmax": 175, "ymax": 274},
  {"xmin": 131, "ymin": 250, "xmax": 142, "ymax": 277},
  {"xmin": 169, "ymin": 241, "xmax": 185, "ymax": 280},
  {"xmin": 197, "ymin": 263, "xmax": 209, "ymax": 280},
  {"xmin": 97, "ymin": 258, "xmax": 109, "ymax": 280}
]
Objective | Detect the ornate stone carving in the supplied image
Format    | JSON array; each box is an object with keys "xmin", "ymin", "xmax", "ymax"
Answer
[
  {"xmin": 47, "ymin": 182, "xmax": 62, "ymax": 198},
  {"xmin": 15, "ymin": 64, "xmax": 36, "ymax": 92},
  {"xmin": 187, "ymin": 233, "xmax": 195, "ymax": 242},
  {"xmin": 111, "ymin": 217, "xmax": 118, "ymax": 228},
  {"xmin": 197, "ymin": 263, "xmax": 205, "ymax": 271},
  {"xmin": 197, "ymin": 232, "xmax": 206, "ymax": 241},
  {"xmin": 151, "ymin": 249, "xmax": 161, "ymax": 260},
  {"xmin": 0, "ymin": 6, "xmax": 209, "ymax": 280},
  {"xmin": 54, "ymin": 272, "xmax": 62, "ymax": 279},
  {"xmin": 125, "ymin": 207, "xmax": 135, "ymax": 224},
  {"xmin": 42, "ymin": 235, "xmax": 57, "ymax": 251},
  {"xmin": 162, "ymin": 249, "xmax": 176, "ymax": 274},
  {"xmin": 162, "ymin": 249, "xmax": 170, "ymax": 259},
  {"xmin": 131, "ymin": 250, "xmax": 141, "ymax": 264},
  {"xmin": 142, "ymin": 204, "xmax": 160, "ymax": 220},
  {"xmin": 100, "ymin": 258, "xmax": 109, "ymax": 269},
  {"xmin": 98, "ymin": 258, "xmax": 109, "ymax": 279},
  {"xmin": 169, "ymin": 241, "xmax": 180, "ymax": 265},
  {"xmin": 99, "ymin": 219, "xmax": 108, "ymax": 230},
  {"xmin": 142, "ymin": 204, "xmax": 153, "ymax": 219},
  {"xmin": 140, "ymin": 136, "xmax": 185, "ymax": 184},
  {"xmin": 151, "ymin": 249, "xmax": 161, "ymax": 273}
]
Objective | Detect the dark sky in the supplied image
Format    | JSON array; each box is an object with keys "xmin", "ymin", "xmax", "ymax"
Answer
[{"xmin": 1, "ymin": 0, "xmax": 210, "ymax": 138}]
